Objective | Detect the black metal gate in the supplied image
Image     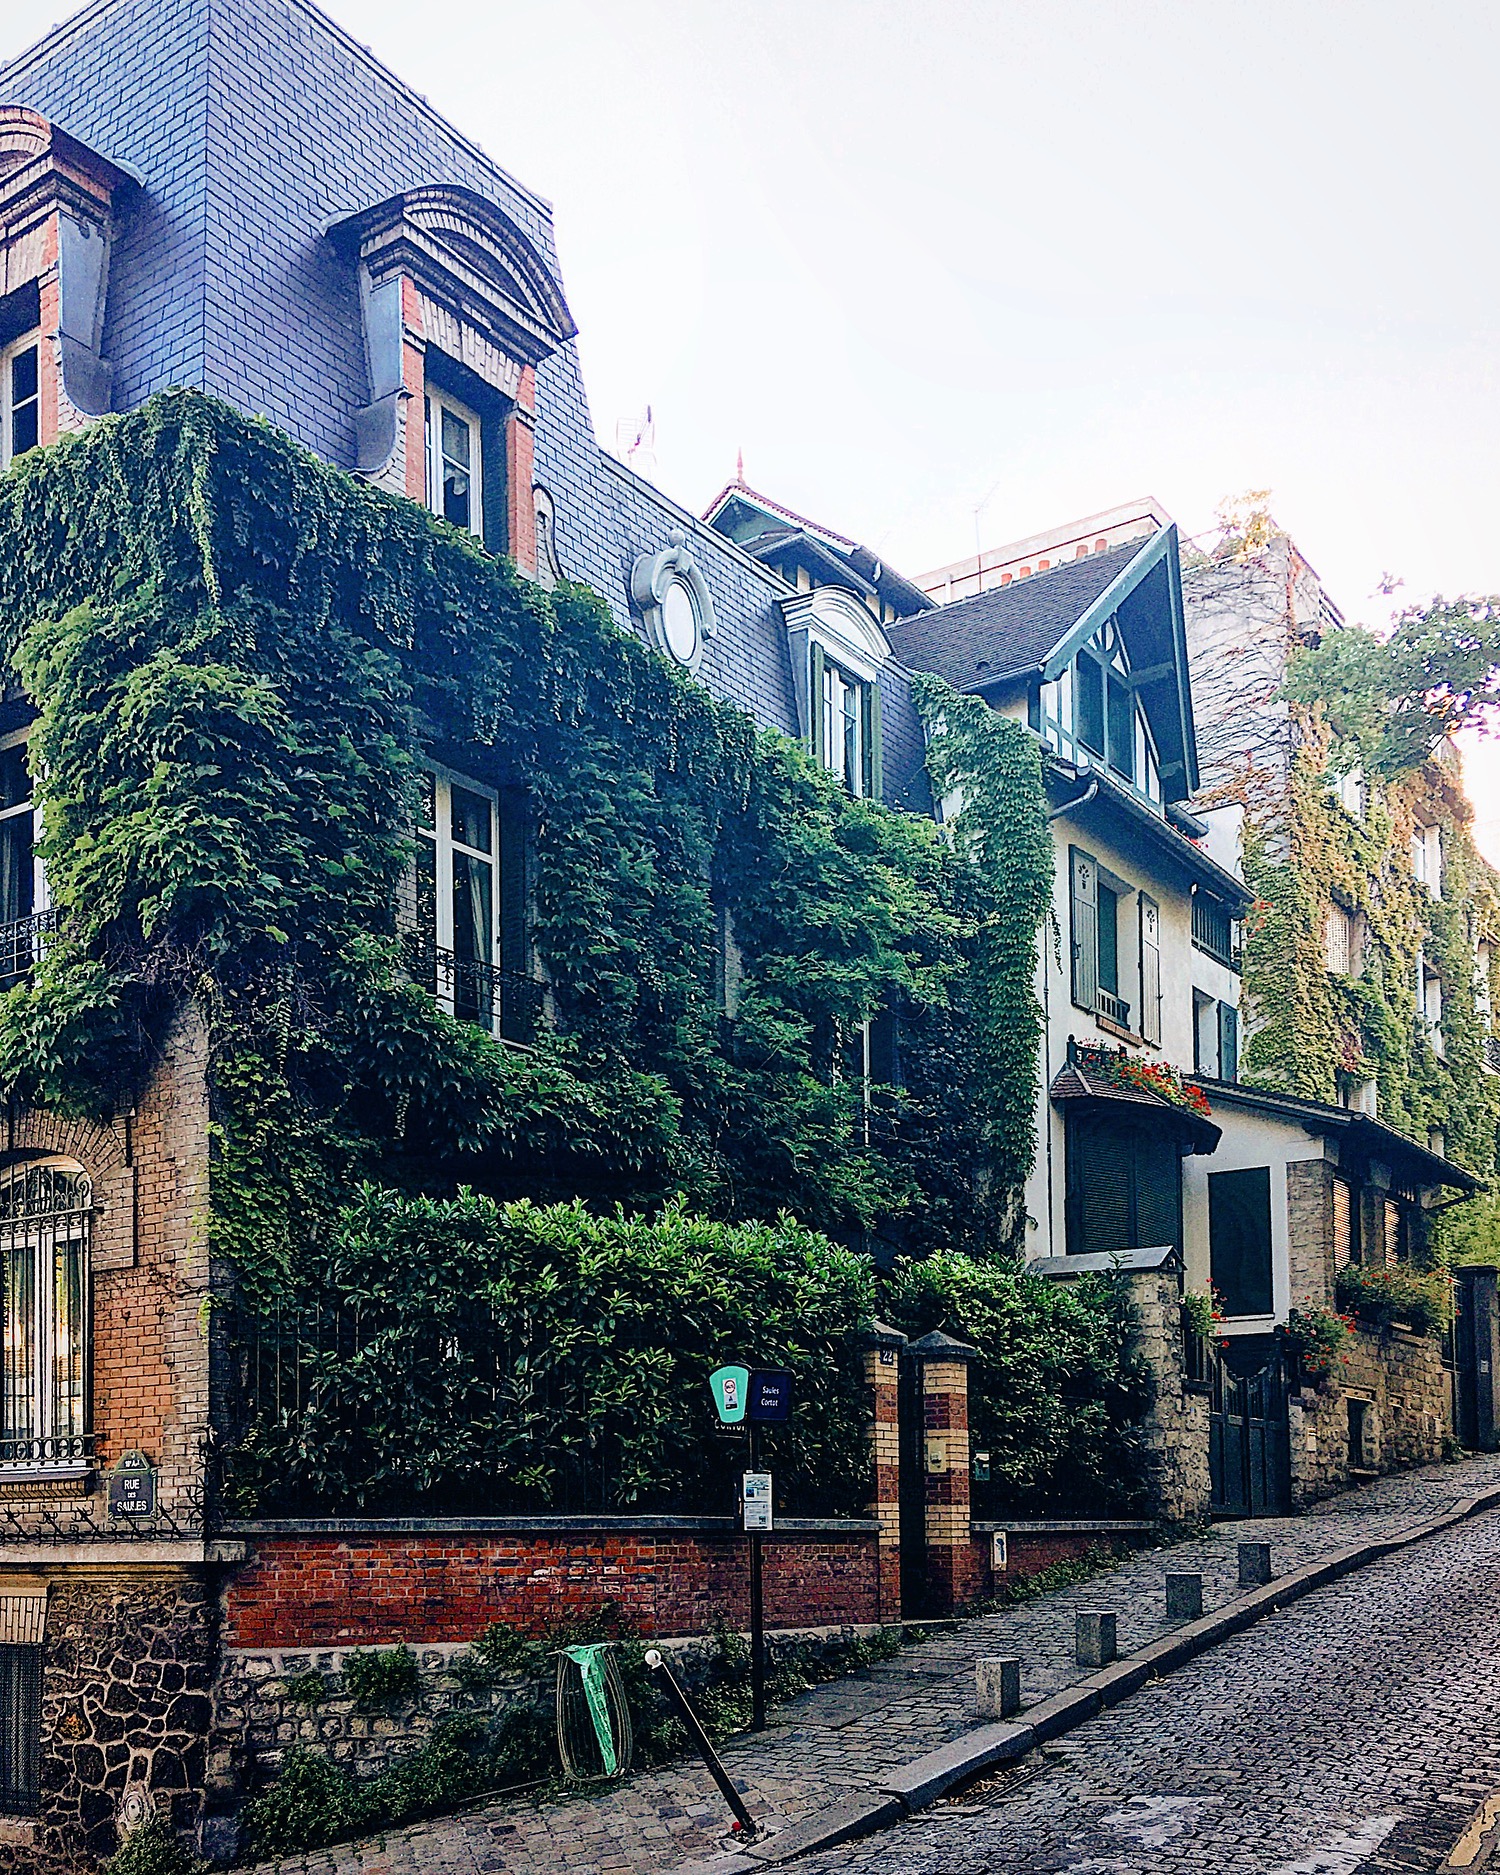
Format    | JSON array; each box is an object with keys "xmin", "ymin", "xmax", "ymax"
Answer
[
  {"xmin": 897, "ymin": 1353, "xmax": 929, "ymax": 1615},
  {"xmin": 1208, "ymin": 1335, "xmax": 1292, "ymax": 1518}
]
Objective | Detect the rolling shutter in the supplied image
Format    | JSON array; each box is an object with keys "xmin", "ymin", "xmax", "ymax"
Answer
[
  {"xmin": 1070, "ymin": 847, "xmax": 1098, "ymax": 1013},
  {"xmin": 1138, "ymin": 896, "xmax": 1161, "ymax": 1044}
]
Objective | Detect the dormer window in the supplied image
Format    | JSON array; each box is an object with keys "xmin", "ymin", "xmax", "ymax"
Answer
[
  {"xmin": 425, "ymin": 387, "xmax": 482, "ymax": 536},
  {"xmin": 1, "ymin": 337, "xmax": 39, "ymax": 470},
  {"xmin": 820, "ymin": 658, "xmax": 875, "ymax": 797}
]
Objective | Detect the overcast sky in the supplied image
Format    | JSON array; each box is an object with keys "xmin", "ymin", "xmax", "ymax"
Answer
[{"xmin": 7, "ymin": 0, "xmax": 1500, "ymax": 842}]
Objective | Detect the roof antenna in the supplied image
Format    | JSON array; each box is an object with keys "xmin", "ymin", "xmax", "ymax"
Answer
[{"xmin": 736, "ymin": 447, "xmax": 746, "ymax": 487}]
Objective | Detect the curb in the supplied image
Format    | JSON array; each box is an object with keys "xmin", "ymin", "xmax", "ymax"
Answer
[{"xmin": 686, "ymin": 1482, "xmax": 1500, "ymax": 1871}]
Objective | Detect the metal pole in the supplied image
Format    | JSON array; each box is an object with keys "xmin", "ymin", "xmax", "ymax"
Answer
[
  {"xmin": 644, "ymin": 1650, "xmax": 756, "ymax": 1838},
  {"xmin": 749, "ymin": 1425, "xmax": 765, "ymax": 1731}
]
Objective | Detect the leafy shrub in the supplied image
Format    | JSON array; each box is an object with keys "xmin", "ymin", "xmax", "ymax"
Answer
[
  {"xmin": 1285, "ymin": 1305, "xmax": 1356, "ymax": 1379},
  {"xmin": 1335, "ymin": 1263, "xmax": 1450, "ymax": 1337},
  {"xmin": 242, "ymin": 1708, "xmax": 555, "ymax": 1859},
  {"xmin": 883, "ymin": 1253, "xmax": 1148, "ymax": 1516},
  {"xmin": 100, "ymin": 1819, "xmax": 206, "ymax": 1875},
  {"xmin": 228, "ymin": 1191, "xmax": 875, "ymax": 1518},
  {"xmin": 342, "ymin": 1645, "xmax": 419, "ymax": 1708}
]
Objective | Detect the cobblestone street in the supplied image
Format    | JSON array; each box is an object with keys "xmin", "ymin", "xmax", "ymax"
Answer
[
  {"xmin": 249, "ymin": 1453, "xmax": 1500, "ymax": 1875},
  {"xmin": 808, "ymin": 1492, "xmax": 1500, "ymax": 1875}
]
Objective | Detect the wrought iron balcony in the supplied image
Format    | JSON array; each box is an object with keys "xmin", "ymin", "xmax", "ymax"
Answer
[
  {"xmin": 1095, "ymin": 987, "xmax": 1131, "ymax": 1029},
  {"xmin": 0, "ymin": 1432, "xmax": 94, "ymax": 1470},
  {"xmin": 0, "ymin": 908, "xmax": 59, "ymax": 986},
  {"xmin": 403, "ymin": 933, "xmax": 547, "ymax": 1045}
]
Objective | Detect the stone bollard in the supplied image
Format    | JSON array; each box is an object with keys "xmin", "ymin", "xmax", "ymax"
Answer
[
  {"xmin": 1238, "ymin": 1542, "xmax": 1272, "ymax": 1587},
  {"xmin": 975, "ymin": 1656, "xmax": 1021, "ymax": 1720},
  {"xmin": 1075, "ymin": 1610, "xmax": 1116, "ymax": 1669},
  {"xmin": 1165, "ymin": 1572, "xmax": 1203, "ymax": 1620}
]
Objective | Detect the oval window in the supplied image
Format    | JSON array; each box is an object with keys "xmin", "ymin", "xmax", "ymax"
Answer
[{"xmin": 661, "ymin": 580, "xmax": 700, "ymax": 664}]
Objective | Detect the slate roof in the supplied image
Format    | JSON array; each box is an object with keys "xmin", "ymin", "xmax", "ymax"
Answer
[
  {"xmin": 885, "ymin": 538, "xmax": 1148, "ymax": 691},
  {"xmin": 0, "ymin": 0, "xmax": 937, "ymax": 777}
]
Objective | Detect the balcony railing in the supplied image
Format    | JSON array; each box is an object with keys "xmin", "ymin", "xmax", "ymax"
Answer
[
  {"xmin": 0, "ymin": 908, "xmax": 59, "ymax": 986},
  {"xmin": 403, "ymin": 934, "xmax": 547, "ymax": 1045},
  {"xmin": 0, "ymin": 1432, "xmax": 94, "ymax": 1470},
  {"xmin": 1096, "ymin": 987, "xmax": 1131, "ymax": 1029}
]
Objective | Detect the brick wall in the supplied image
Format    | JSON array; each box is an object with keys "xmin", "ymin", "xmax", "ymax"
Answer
[
  {"xmin": 968, "ymin": 1523, "xmax": 1154, "ymax": 1601},
  {"xmin": 220, "ymin": 1523, "xmax": 882, "ymax": 1651}
]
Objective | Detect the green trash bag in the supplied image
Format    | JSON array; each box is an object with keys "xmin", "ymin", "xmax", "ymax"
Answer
[{"xmin": 556, "ymin": 1642, "xmax": 634, "ymax": 1782}]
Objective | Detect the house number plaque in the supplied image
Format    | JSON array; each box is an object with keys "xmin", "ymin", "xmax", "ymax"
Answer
[{"xmin": 107, "ymin": 1451, "xmax": 156, "ymax": 1519}]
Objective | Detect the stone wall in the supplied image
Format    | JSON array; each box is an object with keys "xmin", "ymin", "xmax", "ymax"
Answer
[
  {"xmin": 1122, "ymin": 1268, "xmax": 1213, "ymax": 1525},
  {"xmin": 1289, "ymin": 1325, "xmax": 1450, "ymax": 1507},
  {"xmin": 18, "ymin": 1572, "xmax": 216, "ymax": 1867}
]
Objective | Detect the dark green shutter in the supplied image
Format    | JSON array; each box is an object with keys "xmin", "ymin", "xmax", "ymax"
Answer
[
  {"xmin": 863, "ymin": 679, "xmax": 883, "ymax": 800},
  {"xmin": 808, "ymin": 640, "xmax": 826, "ymax": 765},
  {"xmin": 1070, "ymin": 847, "xmax": 1098, "ymax": 1013},
  {"xmin": 1133, "ymin": 1131, "xmax": 1182, "ymax": 1252},
  {"xmin": 1218, "ymin": 1002, "xmax": 1239, "ymax": 1083}
]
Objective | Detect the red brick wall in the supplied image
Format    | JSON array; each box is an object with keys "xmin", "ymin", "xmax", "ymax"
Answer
[
  {"xmin": 969, "ymin": 1528, "xmax": 1144, "ymax": 1602},
  {"xmin": 223, "ymin": 1528, "xmax": 880, "ymax": 1648}
]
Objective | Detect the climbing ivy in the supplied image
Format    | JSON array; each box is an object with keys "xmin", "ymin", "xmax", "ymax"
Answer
[
  {"xmin": 1236, "ymin": 688, "xmax": 1500, "ymax": 1261},
  {"xmin": 0, "ymin": 391, "xmax": 1056, "ymax": 1362}
]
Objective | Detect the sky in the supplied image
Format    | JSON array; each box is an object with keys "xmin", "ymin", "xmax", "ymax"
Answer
[{"xmin": 5, "ymin": 0, "xmax": 1500, "ymax": 843}]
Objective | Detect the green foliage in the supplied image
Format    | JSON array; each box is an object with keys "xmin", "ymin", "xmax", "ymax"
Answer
[
  {"xmin": 1335, "ymin": 1263, "xmax": 1451, "ymax": 1338},
  {"xmin": 1285, "ymin": 601, "xmax": 1500, "ymax": 779},
  {"xmin": 1181, "ymin": 1289, "xmax": 1218, "ymax": 1340},
  {"xmin": 342, "ymin": 1645, "xmax": 419, "ymax": 1708},
  {"xmin": 0, "ymin": 393, "xmax": 1063, "ymax": 1513},
  {"xmin": 882, "ymin": 1254, "xmax": 1148, "ymax": 1514},
  {"xmin": 1284, "ymin": 1306, "xmax": 1356, "ymax": 1380},
  {"xmin": 912, "ymin": 678, "xmax": 1054, "ymax": 1244},
  {"xmin": 280, "ymin": 1669, "xmax": 327, "ymax": 1708},
  {"xmin": 226, "ymin": 1188, "xmax": 875, "ymax": 1516},
  {"xmin": 1239, "ymin": 709, "xmax": 1500, "ymax": 1212},
  {"xmin": 99, "ymin": 1819, "xmax": 206, "ymax": 1875}
]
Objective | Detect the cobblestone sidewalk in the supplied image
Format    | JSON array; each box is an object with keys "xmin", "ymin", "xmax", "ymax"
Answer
[{"xmin": 248, "ymin": 1452, "xmax": 1500, "ymax": 1875}]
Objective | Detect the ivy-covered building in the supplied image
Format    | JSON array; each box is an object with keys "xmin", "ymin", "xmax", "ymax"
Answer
[
  {"xmin": 906, "ymin": 507, "xmax": 1491, "ymax": 1514},
  {"xmin": 0, "ymin": 0, "xmax": 1072, "ymax": 1858}
]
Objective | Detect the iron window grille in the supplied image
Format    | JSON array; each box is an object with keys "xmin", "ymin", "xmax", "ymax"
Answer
[{"xmin": 0, "ymin": 1165, "xmax": 92, "ymax": 1471}]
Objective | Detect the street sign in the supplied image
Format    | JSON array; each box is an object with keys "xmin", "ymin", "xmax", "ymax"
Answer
[
  {"xmin": 107, "ymin": 1451, "xmax": 156, "ymax": 1519},
  {"xmin": 741, "ymin": 1470, "xmax": 773, "ymax": 1532},
  {"xmin": 709, "ymin": 1365, "xmax": 750, "ymax": 1424},
  {"xmin": 746, "ymin": 1370, "xmax": 791, "ymax": 1423}
]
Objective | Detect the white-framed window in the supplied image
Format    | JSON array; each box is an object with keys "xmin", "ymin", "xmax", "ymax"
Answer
[
  {"xmin": 820, "ymin": 657, "xmax": 872, "ymax": 796},
  {"xmin": 0, "ymin": 734, "xmax": 47, "ymax": 984},
  {"xmin": 412, "ymin": 769, "xmax": 499, "ymax": 1029},
  {"xmin": 0, "ymin": 1161, "xmax": 91, "ymax": 1470},
  {"xmin": 425, "ymin": 386, "xmax": 482, "ymax": 536},
  {"xmin": 0, "ymin": 335, "xmax": 40, "ymax": 471},
  {"xmin": 1417, "ymin": 951, "xmax": 1444, "ymax": 1057},
  {"xmin": 1412, "ymin": 822, "xmax": 1442, "ymax": 898}
]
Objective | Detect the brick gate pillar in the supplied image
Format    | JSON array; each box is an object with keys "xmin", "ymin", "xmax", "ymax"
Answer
[
  {"xmin": 861, "ymin": 1321, "xmax": 906, "ymax": 1621},
  {"xmin": 909, "ymin": 1329, "xmax": 980, "ymax": 1614}
]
